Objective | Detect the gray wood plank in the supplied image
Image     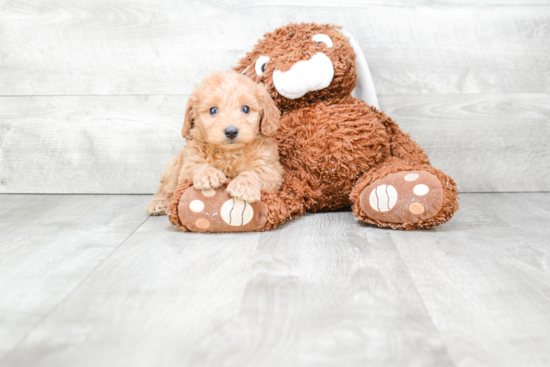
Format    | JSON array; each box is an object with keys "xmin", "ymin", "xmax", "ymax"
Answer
[
  {"xmin": 2, "ymin": 193, "xmax": 550, "ymax": 366},
  {"xmin": 0, "ymin": 95, "xmax": 185, "ymax": 194},
  {"xmin": 0, "ymin": 2, "xmax": 548, "ymax": 95},
  {"xmin": 2, "ymin": 216, "xmax": 261, "ymax": 367},
  {"xmin": 479, "ymin": 192, "xmax": 550, "ymax": 235},
  {"xmin": 382, "ymin": 94, "xmax": 550, "ymax": 192},
  {"xmin": 183, "ymin": 212, "xmax": 454, "ymax": 367},
  {"xmin": 2, "ymin": 212, "xmax": 453, "ymax": 367},
  {"xmin": 213, "ymin": 0, "xmax": 550, "ymax": 4},
  {"xmin": 1, "ymin": 93, "xmax": 548, "ymax": 194},
  {"xmin": 391, "ymin": 193, "xmax": 550, "ymax": 367},
  {"xmin": 215, "ymin": 0, "xmax": 550, "ymax": 5},
  {"xmin": 0, "ymin": 194, "xmax": 150, "ymax": 361}
]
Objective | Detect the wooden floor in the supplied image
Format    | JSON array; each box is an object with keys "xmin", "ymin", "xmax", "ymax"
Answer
[
  {"xmin": 1, "ymin": 1, "xmax": 548, "ymax": 365},
  {"xmin": 1, "ymin": 193, "xmax": 549, "ymax": 367}
]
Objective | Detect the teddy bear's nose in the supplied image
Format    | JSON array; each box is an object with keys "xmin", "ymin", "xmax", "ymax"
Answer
[{"xmin": 224, "ymin": 125, "xmax": 239, "ymax": 139}]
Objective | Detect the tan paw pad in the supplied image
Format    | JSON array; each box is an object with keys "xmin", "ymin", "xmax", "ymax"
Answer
[
  {"xmin": 195, "ymin": 218, "xmax": 210, "ymax": 229},
  {"xmin": 404, "ymin": 173, "xmax": 419, "ymax": 181},
  {"xmin": 409, "ymin": 202, "xmax": 425, "ymax": 215},
  {"xmin": 202, "ymin": 189, "xmax": 216, "ymax": 197}
]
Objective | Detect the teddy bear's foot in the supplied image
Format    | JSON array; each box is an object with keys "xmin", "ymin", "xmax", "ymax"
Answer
[
  {"xmin": 360, "ymin": 170, "xmax": 444, "ymax": 224},
  {"xmin": 170, "ymin": 186, "xmax": 268, "ymax": 233}
]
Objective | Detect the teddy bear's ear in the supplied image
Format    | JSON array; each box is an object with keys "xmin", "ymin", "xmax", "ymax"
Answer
[
  {"xmin": 234, "ymin": 53, "xmax": 255, "ymax": 76},
  {"xmin": 258, "ymin": 84, "xmax": 280, "ymax": 137},
  {"xmin": 337, "ymin": 29, "xmax": 380, "ymax": 111},
  {"xmin": 182, "ymin": 94, "xmax": 196, "ymax": 138}
]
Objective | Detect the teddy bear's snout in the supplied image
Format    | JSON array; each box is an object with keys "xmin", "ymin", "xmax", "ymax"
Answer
[{"xmin": 272, "ymin": 52, "xmax": 334, "ymax": 100}]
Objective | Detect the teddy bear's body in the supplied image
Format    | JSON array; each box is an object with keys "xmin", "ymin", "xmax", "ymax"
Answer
[
  {"xmin": 275, "ymin": 96, "xmax": 430, "ymax": 211},
  {"xmin": 277, "ymin": 98, "xmax": 388, "ymax": 211},
  {"xmin": 168, "ymin": 23, "xmax": 459, "ymax": 232}
]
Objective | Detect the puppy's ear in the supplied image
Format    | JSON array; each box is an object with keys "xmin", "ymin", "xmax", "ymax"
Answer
[
  {"xmin": 258, "ymin": 85, "xmax": 280, "ymax": 137},
  {"xmin": 182, "ymin": 95, "xmax": 196, "ymax": 138}
]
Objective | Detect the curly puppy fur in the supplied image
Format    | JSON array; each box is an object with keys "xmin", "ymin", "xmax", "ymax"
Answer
[{"xmin": 146, "ymin": 71, "xmax": 283, "ymax": 215}]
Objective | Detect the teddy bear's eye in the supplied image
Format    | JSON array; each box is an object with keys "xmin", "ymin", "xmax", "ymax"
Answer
[
  {"xmin": 312, "ymin": 34, "xmax": 333, "ymax": 48},
  {"xmin": 255, "ymin": 56, "xmax": 270, "ymax": 76}
]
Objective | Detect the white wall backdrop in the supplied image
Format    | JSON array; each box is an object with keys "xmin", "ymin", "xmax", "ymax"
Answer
[{"xmin": 0, "ymin": 0, "xmax": 549, "ymax": 193}]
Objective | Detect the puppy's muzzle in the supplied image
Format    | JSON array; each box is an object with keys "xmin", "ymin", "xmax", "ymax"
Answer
[{"xmin": 224, "ymin": 125, "xmax": 239, "ymax": 140}]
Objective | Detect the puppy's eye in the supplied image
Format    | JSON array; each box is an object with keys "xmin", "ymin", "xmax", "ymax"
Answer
[
  {"xmin": 255, "ymin": 56, "xmax": 270, "ymax": 76},
  {"xmin": 209, "ymin": 107, "xmax": 218, "ymax": 115},
  {"xmin": 312, "ymin": 34, "xmax": 333, "ymax": 48},
  {"xmin": 242, "ymin": 105, "xmax": 250, "ymax": 114}
]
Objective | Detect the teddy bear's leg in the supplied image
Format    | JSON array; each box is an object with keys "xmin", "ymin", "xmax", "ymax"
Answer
[
  {"xmin": 350, "ymin": 157, "xmax": 459, "ymax": 230},
  {"xmin": 167, "ymin": 172, "xmax": 310, "ymax": 232}
]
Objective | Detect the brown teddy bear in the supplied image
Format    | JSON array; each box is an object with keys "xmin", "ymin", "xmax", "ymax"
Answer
[{"xmin": 168, "ymin": 23, "xmax": 459, "ymax": 232}]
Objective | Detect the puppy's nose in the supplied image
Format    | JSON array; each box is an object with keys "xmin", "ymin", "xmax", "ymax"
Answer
[{"xmin": 224, "ymin": 125, "xmax": 239, "ymax": 139}]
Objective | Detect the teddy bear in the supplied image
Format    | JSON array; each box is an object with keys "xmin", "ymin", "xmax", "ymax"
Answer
[{"xmin": 168, "ymin": 23, "xmax": 459, "ymax": 232}]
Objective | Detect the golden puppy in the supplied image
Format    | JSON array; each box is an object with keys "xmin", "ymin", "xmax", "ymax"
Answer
[{"xmin": 146, "ymin": 71, "xmax": 283, "ymax": 215}]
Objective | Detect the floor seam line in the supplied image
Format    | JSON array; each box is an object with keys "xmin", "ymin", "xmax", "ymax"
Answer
[{"xmin": 392, "ymin": 237, "xmax": 459, "ymax": 367}]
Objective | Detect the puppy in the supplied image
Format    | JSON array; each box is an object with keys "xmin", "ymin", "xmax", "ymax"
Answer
[{"xmin": 146, "ymin": 71, "xmax": 283, "ymax": 215}]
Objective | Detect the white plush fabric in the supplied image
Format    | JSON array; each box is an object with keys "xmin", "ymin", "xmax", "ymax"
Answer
[
  {"xmin": 254, "ymin": 55, "xmax": 270, "ymax": 76},
  {"xmin": 337, "ymin": 29, "xmax": 380, "ymax": 110},
  {"xmin": 312, "ymin": 33, "xmax": 333, "ymax": 48},
  {"xmin": 244, "ymin": 29, "xmax": 379, "ymax": 109},
  {"xmin": 272, "ymin": 52, "xmax": 334, "ymax": 99}
]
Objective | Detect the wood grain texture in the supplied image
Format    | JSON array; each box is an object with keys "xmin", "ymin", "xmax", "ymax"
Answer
[
  {"xmin": 1, "ymin": 1, "xmax": 549, "ymax": 194},
  {"xmin": 1, "ymin": 211, "xmax": 452, "ymax": 367},
  {"xmin": 0, "ymin": 95, "xmax": 186, "ymax": 194},
  {"xmin": 2, "ymin": 215, "xmax": 262, "ymax": 367},
  {"xmin": 0, "ymin": 194, "xmax": 150, "ymax": 362},
  {"xmin": 214, "ymin": 0, "xmax": 550, "ymax": 5},
  {"xmin": 392, "ymin": 193, "xmax": 550, "ymax": 366},
  {"xmin": 0, "ymin": 1, "xmax": 548, "ymax": 95},
  {"xmin": 1, "ymin": 93, "xmax": 548, "ymax": 193},
  {"xmin": 183, "ymin": 213, "xmax": 453, "ymax": 367},
  {"xmin": 381, "ymin": 93, "xmax": 550, "ymax": 192},
  {"xmin": 2, "ymin": 193, "xmax": 550, "ymax": 366}
]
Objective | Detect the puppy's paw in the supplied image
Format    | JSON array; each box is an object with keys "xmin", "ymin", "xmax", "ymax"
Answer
[
  {"xmin": 146, "ymin": 197, "xmax": 169, "ymax": 215},
  {"xmin": 227, "ymin": 178, "xmax": 261, "ymax": 203},
  {"xmin": 193, "ymin": 167, "xmax": 227, "ymax": 190}
]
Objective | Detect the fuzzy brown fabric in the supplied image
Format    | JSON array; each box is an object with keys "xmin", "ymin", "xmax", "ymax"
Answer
[
  {"xmin": 260, "ymin": 171, "xmax": 313, "ymax": 230},
  {"xmin": 168, "ymin": 181, "xmax": 193, "ymax": 231},
  {"xmin": 171, "ymin": 22, "xmax": 459, "ymax": 231},
  {"xmin": 177, "ymin": 185, "xmax": 269, "ymax": 233},
  {"xmin": 235, "ymin": 23, "xmax": 357, "ymax": 113}
]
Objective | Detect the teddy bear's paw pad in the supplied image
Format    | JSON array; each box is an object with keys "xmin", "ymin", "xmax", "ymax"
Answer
[
  {"xmin": 178, "ymin": 186, "xmax": 268, "ymax": 232},
  {"xmin": 359, "ymin": 171, "xmax": 443, "ymax": 224}
]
